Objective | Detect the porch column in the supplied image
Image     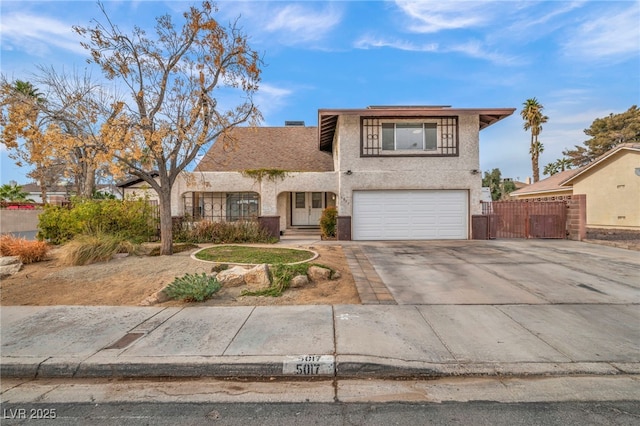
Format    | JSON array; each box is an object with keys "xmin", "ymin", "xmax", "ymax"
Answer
[{"xmin": 259, "ymin": 179, "xmax": 278, "ymax": 216}]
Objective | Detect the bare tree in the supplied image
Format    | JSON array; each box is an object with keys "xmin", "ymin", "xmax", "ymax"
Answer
[
  {"xmin": 1, "ymin": 69, "xmax": 116, "ymax": 200},
  {"xmin": 74, "ymin": 1, "xmax": 262, "ymax": 255},
  {"xmin": 34, "ymin": 66, "xmax": 118, "ymax": 198},
  {"xmin": 0, "ymin": 78, "xmax": 54, "ymax": 202}
]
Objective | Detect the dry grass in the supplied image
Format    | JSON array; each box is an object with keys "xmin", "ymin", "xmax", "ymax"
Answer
[
  {"xmin": 57, "ymin": 234, "xmax": 139, "ymax": 266},
  {"xmin": 0, "ymin": 235, "xmax": 50, "ymax": 264}
]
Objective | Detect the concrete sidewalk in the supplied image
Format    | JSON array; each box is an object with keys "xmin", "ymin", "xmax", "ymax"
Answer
[{"xmin": 2, "ymin": 303, "xmax": 638, "ymax": 379}]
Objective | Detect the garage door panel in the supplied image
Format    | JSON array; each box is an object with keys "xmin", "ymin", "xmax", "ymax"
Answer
[{"xmin": 353, "ymin": 190, "xmax": 468, "ymax": 240}]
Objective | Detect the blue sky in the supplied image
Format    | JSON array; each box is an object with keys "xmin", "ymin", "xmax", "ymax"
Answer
[{"xmin": 1, "ymin": 0, "xmax": 639, "ymax": 185}]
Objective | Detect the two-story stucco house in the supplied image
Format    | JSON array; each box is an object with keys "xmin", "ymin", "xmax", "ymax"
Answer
[{"xmin": 167, "ymin": 105, "xmax": 514, "ymax": 240}]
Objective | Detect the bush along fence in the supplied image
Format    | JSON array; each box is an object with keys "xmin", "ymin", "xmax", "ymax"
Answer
[{"xmin": 38, "ymin": 198, "xmax": 159, "ymax": 244}]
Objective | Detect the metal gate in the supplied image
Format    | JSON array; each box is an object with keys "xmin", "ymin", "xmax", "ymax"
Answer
[{"xmin": 480, "ymin": 201, "xmax": 567, "ymax": 239}]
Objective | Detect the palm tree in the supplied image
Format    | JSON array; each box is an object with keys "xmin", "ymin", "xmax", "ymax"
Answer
[
  {"xmin": 521, "ymin": 98, "xmax": 548, "ymax": 182},
  {"xmin": 0, "ymin": 184, "xmax": 32, "ymax": 203},
  {"xmin": 14, "ymin": 80, "xmax": 44, "ymax": 103},
  {"xmin": 543, "ymin": 157, "xmax": 573, "ymax": 176}
]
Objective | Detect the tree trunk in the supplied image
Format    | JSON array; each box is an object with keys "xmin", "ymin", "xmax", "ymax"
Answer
[
  {"xmin": 532, "ymin": 135, "xmax": 540, "ymax": 183},
  {"xmin": 157, "ymin": 186, "xmax": 173, "ymax": 256},
  {"xmin": 78, "ymin": 162, "xmax": 96, "ymax": 198},
  {"xmin": 530, "ymin": 133, "xmax": 537, "ymax": 183},
  {"xmin": 39, "ymin": 184, "xmax": 47, "ymax": 205}
]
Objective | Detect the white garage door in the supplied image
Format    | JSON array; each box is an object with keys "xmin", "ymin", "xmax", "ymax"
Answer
[{"xmin": 353, "ymin": 190, "xmax": 468, "ymax": 240}]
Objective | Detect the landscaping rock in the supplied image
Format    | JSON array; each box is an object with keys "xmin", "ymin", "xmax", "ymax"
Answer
[
  {"xmin": 0, "ymin": 256, "xmax": 22, "ymax": 279},
  {"xmin": 307, "ymin": 265, "xmax": 331, "ymax": 282},
  {"xmin": 244, "ymin": 264, "xmax": 272, "ymax": 291},
  {"xmin": 332, "ymin": 270, "xmax": 341, "ymax": 280},
  {"xmin": 155, "ymin": 289, "xmax": 170, "ymax": 303},
  {"xmin": 0, "ymin": 256, "xmax": 21, "ymax": 267},
  {"xmin": 290, "ymin": 274, "xmax": 309, "ymax": 288},
  {"xmin": 139, "ymin": 295, "xmax": 157, "ymax": 306},
  {"xmin": 216, "ymin": 265, "xmax": 248, "ymax": 287}
]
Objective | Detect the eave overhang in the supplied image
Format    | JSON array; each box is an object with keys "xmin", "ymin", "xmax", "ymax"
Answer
[{"xmin": 318, "ymin": 107, "xmax": 515, "ymax": 152}]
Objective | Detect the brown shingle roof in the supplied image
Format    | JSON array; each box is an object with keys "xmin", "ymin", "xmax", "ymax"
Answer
[
  {"xmin": 510, "ymin": 167, "xmax": 583, "ymax": 196},
  {"xmin": 195, "ymin": 126, "xmax": 334, "ymax": 172}
]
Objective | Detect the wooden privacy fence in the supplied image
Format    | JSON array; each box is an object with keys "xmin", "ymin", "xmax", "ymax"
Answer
[{"xmin": 477, "ymin": 201, "xmax": 567, "ymax": 239}]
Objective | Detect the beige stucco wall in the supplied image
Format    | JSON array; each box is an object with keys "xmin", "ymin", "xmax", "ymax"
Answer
[
  {"xmin": 572, "ymin": 151, "xmax": 640, "ymax": 229},
  {"xmin": 334, "ymin": 114, "xmax": 483, "ymax": 217}
]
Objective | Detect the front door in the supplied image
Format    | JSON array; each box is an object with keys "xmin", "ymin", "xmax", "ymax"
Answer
[{"xmin": 292, "ymin": 192, "xmax": 324, "ymax": 226}]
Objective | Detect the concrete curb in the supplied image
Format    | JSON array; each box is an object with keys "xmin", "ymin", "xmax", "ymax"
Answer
[
  {"xmin": 4, "ymin": 356, "xmax": 638, "ymax": 380},
  {"xmin": 335, "ymin": 357, "xmax": 633, "ymax": 378}
]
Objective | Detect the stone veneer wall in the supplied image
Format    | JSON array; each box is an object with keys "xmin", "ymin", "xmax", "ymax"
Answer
[{"xmin": 565, "ymin": 194, "xmax": 586, "ymax": 241}]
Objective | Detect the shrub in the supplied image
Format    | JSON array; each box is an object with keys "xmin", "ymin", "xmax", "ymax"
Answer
[
  {"xmin": 241, "ymin": 263, "xmax": 310, "ymax": 297},
  {"xmin": 57, "ymin": 234, "xmax": 138, "ymax": 266},
  {"xmin": 320, "ymin": 206, "xmax": 337, "ymax": 239},
  {"xmin": 0, "ymin": 235, "xmax": 50, "ymax": 264},
  {"xmin": 180, "ymin": 220, "xmax": 276, "ymax": 244},
  {"xmin": 38, "ymin": 198, "xmax": 158, "ymax": 244},
  {"xmin": 164, "ymin": 273, "xmax": 221, "ymax": 302}
]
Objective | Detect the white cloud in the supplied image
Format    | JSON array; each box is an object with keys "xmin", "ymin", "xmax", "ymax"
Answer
[
  {"xmin": 265, "ymin": 3, "xmax": 342, "ymax": 43},
  {"xmin": 563, "ymin": 3, "xmax": 640, "ymax": 61},
  {"xmin": 514, "ymin": 1, "xmax": 585, "ymax": 30},
  {"xmin": 254, "ymin": 83, "xmax": 294, "ymax": 121},
  {"xmin": 395, "ymin": 0, "xmax": 494, "ymax": 33},
  {"xmin": 354, "ymin": 35, "xmax": 438, "ymax": 52},
  {"xmin": 447, "ymin": 40, "xmax": 523, "ymax": 66},
  {"xmin": 0, "ymin": 12, "xmax": 86, "ymax": 57},
  {"xmin": 354, "ymin": 35, "xmax": 519, "ymax": 66},
  {"xmin": 549, "ymin": 109, "xmax": 613, "ymax": 126}
]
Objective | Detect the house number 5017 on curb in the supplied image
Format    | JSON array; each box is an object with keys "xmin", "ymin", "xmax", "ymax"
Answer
[{"xmin": 283, "ymin": 355, "xmax": 334, "ymax": 376}]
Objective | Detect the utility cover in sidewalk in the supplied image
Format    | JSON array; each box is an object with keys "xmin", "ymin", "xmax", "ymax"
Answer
[{"xmin": 105, "ymin": 333, "xmax": 145, "ymax": 349}]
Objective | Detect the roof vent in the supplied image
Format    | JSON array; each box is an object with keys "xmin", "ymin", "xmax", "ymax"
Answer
[{"xmin": 285, "ymin": 120, "xmax": 305, "ymax": 126}]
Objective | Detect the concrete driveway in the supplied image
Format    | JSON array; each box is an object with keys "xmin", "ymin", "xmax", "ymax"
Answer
[{"xmin": 354, "ymin": 240, "xmax": 640, "ymax": 305}]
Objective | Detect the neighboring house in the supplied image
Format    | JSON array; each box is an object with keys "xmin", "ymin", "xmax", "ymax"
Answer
[
  {"xmin": 510, "ymin": 143, "xmax": 640, "ymax": 230},
  {"xmin": 21, "ymin": 182, "xmax": 122, "ymax": 203},
  {"xmin": 508, "ymin": 169, "xmax": 578, "ymax": 200},
  {"xmin": 117, "ymin": 172, "xmax": 160, "ymax": 203},
  {"xmin": 168, "ymin": 105, "xmax": 514, "ymax": 240},
  {"xmin": 20, "ymin": 182, "xmax": 71, "ymax": 204}
]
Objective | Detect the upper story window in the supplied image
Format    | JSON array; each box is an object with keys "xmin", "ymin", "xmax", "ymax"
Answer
[
  {"xmin": 362, "ymin": 117, "xmax": 458, "ymax": 157},
  {"xmin": 382, "ymin": 123, "xmax": 437, "ymax": 151}
]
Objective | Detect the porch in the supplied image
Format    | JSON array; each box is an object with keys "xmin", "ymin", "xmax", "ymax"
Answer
[{"xmin": 181, "ymin": 190, "xmax": 336, "ymax": 237}]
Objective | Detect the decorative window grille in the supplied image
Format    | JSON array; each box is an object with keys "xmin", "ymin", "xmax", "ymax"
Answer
[
  {"xmin": 361, "ymin": 117, "xmax": 458, "ymax": 157},
  {"xmin": 182, "ymin": 192, "xmax": 259, "ymax": 222}
]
